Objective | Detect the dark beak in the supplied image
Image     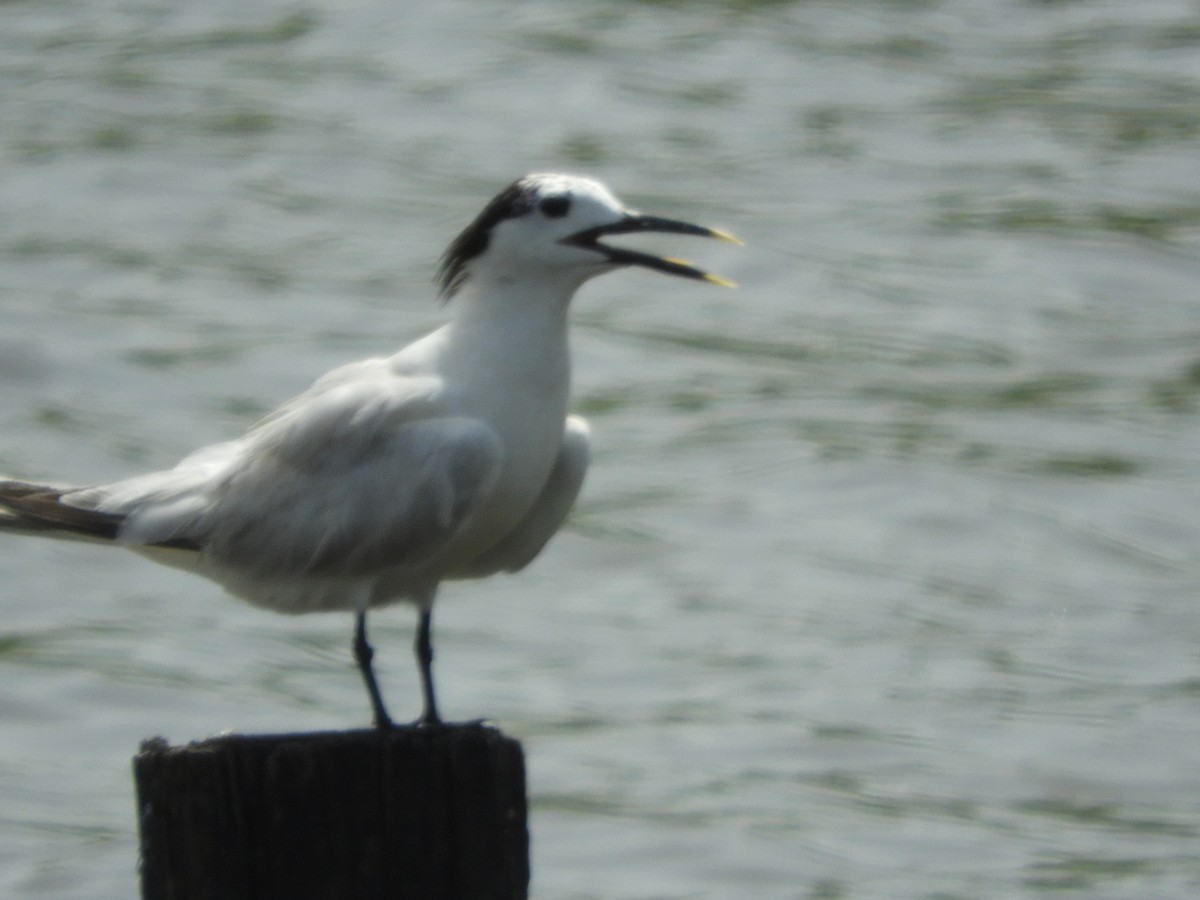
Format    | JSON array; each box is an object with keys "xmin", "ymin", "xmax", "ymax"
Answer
[{"xmin": 561, "ymin": 213, "xmax": 741, "ymax": 286}]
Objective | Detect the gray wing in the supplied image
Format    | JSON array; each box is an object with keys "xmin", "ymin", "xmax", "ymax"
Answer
[
  {"xmin": 459, "ymin": 415, "xmax": 590, "ymax": 577},
  {"xmin": 60, "ymin": 375, "xmax": 505, "ymax": 581}
]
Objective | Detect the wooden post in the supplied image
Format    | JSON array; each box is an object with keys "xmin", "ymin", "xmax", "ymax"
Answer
[{"xmin": 133, "ymin": 723, "xmax": 528, "ymax": 900}]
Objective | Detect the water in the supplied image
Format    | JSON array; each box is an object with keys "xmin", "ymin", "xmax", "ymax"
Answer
[{"xmin": 2, "ymin": 1, "xmax": 1199, "ymax": 897}]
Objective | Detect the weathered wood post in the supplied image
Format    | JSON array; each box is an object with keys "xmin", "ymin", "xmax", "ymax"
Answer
[{"xmin": 133, "ymin": 723, "xmax": 528, "ymax": 900}]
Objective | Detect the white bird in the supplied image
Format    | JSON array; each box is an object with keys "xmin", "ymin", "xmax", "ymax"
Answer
[{"xmin": 0, "ymin": 173, "xmax": 738, "ymax": 727}]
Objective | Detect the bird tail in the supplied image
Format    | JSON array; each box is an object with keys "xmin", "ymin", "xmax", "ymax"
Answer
[{"xmin": 0, "ymin": 479, "xmax": 125, "ymax": 544}]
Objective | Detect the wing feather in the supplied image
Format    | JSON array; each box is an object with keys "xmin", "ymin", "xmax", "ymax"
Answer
[
  {"xmin": 0, "ymin": 480, "xmax": 123, "ymax": 541},
  {"xmin": 198, "ymin": 415, "xmax": 502, "ymax": 578},
  {"xmin": 52, "ymin": 372, "xmax": 503, "ymax": 582}
]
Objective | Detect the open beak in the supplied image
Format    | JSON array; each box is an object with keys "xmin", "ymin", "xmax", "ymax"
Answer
[{"xmin": 561, "ymin": 213, "xmax": 741, "ymax": 287}]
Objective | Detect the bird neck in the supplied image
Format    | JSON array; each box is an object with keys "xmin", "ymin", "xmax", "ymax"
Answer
[
  {"xmin": 447, "ymin": 276, "xmax": 573, "ymax": 346},
  {"xmin": 441, "ymin": 279, "xmax": 575, "ymax": 394}
]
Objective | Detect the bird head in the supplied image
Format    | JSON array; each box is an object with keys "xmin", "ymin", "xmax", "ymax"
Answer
[{"xmin": 437, "ymin": 173, "xmax": 739, "ymax": 300}]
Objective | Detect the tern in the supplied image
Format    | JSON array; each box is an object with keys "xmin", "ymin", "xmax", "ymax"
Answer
[{"xmin": 0, "ymin": 173, "xmax": 738, "ymax": 727}]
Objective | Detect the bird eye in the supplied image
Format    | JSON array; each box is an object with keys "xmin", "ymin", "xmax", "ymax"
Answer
[{"xmin": 539, "ymin": 196, "xmax": 571, "ymax": 218}]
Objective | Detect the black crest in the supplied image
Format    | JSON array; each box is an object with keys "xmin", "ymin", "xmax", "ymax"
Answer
[{"xmin": 437, "ymin": 177, "xmax": 539, "ymax": 299}]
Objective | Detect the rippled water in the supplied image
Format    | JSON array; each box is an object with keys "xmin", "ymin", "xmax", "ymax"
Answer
[{"xmin": 2, "ymin": 1, "xmax": 1199, "ymax": 898}]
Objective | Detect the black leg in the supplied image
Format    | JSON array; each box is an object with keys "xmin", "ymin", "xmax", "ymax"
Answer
[
  {"xmin": 415, "ymin": 607, "xmax": 442, "ymax": 726},
  {"xmin": 354, "ymin": 611, "xmax": 393, "ymax": 729}
]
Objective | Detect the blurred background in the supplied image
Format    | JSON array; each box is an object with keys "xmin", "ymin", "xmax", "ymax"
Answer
[{"xmin": 2, "ymin": 1, "xmax": 1199, "ymax": 897}]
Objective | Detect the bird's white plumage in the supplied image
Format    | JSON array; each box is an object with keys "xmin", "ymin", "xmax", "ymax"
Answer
[
  {"xmin": 64, "ymin": 293, "xmax": 570, "ymax": 615},
  {"xmin": 0, "ymin": 173, "xmax": 734, "ymax": 724}
]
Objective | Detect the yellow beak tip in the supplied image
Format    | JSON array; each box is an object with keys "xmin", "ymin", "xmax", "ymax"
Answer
[
  {"xmin": 710, "ymin": 228, "xmax": 744, "ymax": 246},
  {"xmin": 703, "ymin": 273, "xmax": 737, "ymax": 288}
]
